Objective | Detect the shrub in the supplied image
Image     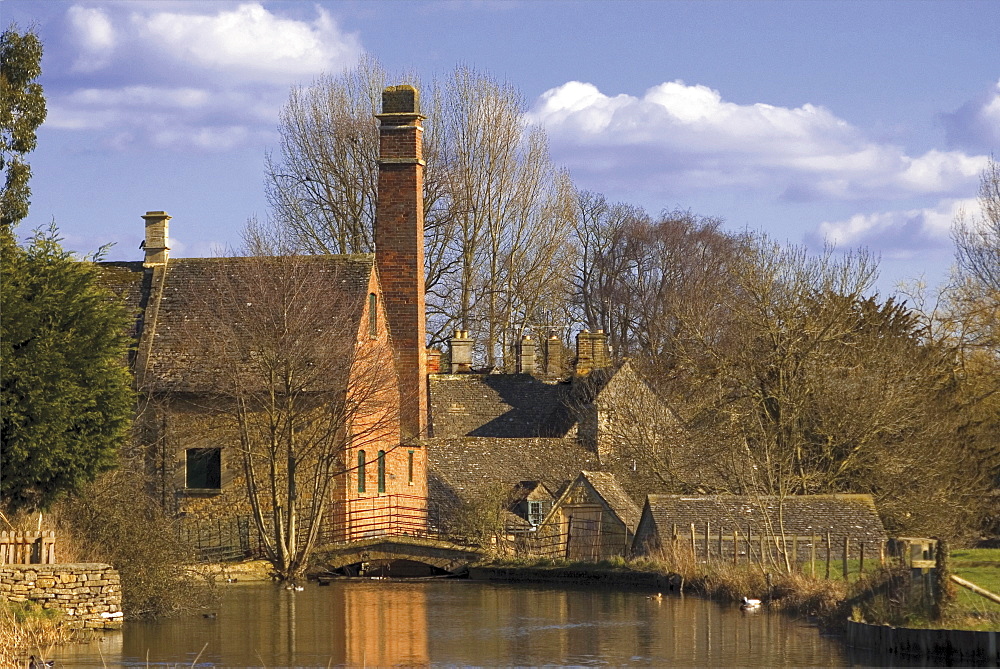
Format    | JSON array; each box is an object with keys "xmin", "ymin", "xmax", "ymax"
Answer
[{"xmin": 58, "ymin": 468, "xmax": 217, "ymax": 618}]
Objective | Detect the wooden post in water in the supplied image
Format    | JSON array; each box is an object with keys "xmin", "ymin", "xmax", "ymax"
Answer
[
  {"xmin": 826, "ymin": 532, "xmax": 832, "ymax": 579},
  {"xmin": 843, "ymin": 537, "xmax": 850, "ymax": 580}
]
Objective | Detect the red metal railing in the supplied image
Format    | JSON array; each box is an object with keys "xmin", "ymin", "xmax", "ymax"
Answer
[{"xmin": 321, "ymin": 494, "xmax": 435, "ymax": 544}]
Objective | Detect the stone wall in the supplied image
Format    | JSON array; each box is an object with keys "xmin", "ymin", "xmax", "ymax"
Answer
[{"xmin": 0, "ymin": 563, "xmax": 123, "ymax": 629}]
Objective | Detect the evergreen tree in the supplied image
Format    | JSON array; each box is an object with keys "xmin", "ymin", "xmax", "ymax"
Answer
[{"xmin": 1, "ymin": 225, "xmax": 133, "ymax": 512}]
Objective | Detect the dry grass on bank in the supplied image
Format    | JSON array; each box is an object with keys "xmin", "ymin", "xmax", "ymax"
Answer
[{"xmin": 0, "ymin": 599, "xmax": 77, "ymax": 668}]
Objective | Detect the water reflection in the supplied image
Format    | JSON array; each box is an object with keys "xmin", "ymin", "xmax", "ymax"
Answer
[{"xmin": 53, "ymin": 580, "xmax": 850, "ymax": 667}]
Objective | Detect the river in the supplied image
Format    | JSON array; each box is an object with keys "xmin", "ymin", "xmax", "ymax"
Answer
[{"xmin": 52, "ymin": 579, "xmax": 851, "ymax": 667}]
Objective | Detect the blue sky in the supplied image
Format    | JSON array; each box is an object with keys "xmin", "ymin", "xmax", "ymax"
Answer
[{"xmin": 5, "ymin": 0, "xmax": 998, "ymax": 294}]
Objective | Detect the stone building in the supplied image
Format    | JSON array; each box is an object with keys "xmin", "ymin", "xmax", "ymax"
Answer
[
  {"xmin": 631, "ymin": 494, "xmax": 888, "ymax": 558},
  {"xmin": 536, "ymin": 471, "xmax": 642, "ymax": 560},
  {"xmin": 100, "ymin": 86, "xmax": 430, "ymax": 536},
  {"xmin": 425, "ymin": 332, "xmax": 691, "ymax": 534}
]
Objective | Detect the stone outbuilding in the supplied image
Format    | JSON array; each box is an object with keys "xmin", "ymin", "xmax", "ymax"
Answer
[
  {"xmin": 632, "ymin": 493, "xmax": 888, "ymax": 558},
  {"xmin": 535, "ymin": 471, "xmax": 642, "ymax": 560}
]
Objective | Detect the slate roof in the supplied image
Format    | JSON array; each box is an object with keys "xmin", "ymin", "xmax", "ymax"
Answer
[
  {"xmin": 428, "ymin": 374, "xmax": 575, "ymax": 438},
  {"xmin": 96, "ymin": 262, "xmax": 148, "ymax": 340},
  {"xmin": 426, "ymin": 437, "xmax": 600, "ymax": 510},
  {"xmin": 577, "ymin": 471, "xmax": 642, "ymax": 531},
  {"xmin": 98, "ymin": 255, "xmax": 376, "ymax": 392},
  {"xmin": 639, "ymin": 494, "xmax": 887, "ymax": 543}
]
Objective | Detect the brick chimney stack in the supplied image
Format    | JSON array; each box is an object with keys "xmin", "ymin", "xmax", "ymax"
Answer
[
  {"xmin": 141, "ymin": 211, "xmax": 171, "ymax": 267},
  {"xmin": 375, "ymin": 85, "xmax": 427, "ymax": 440}
]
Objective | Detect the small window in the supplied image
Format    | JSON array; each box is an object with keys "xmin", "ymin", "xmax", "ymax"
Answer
[
  {"xmin": 368, "ymin": 293, "xmax": 378, "ymax": 338},
  {"xmin": 357, "ymin": 450, "xmax": 366, "ymax": 493},
  {"xmin": 186, "ymin": 448, "xmax": 221, "ymax": 489},
  {"xmin": 407, "ymin": 450, "xmax": 414, "ymax": 485},
  {"xmin": 377, "ymin": 450, "xmax": 386, "ymax": 493},
  {"xmin": 528, "ymin": 500, "xmax": 551, "ymax": 527}
]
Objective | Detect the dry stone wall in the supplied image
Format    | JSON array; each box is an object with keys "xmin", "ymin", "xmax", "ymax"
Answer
[{"xmin": 0, "ymin": 563, "xmax": 123, "ymax": 629}]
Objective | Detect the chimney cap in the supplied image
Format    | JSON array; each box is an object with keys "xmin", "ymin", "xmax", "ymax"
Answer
[{"xmin": 381, "ymin": 85, "xmax": 420, "ymax": 115}]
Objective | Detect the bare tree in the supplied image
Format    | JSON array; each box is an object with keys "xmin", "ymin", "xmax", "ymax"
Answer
[
  {"xmin": 569, "ymin": 193, "xmax": 737, "ymax": 361},
  {"xmin": 265, "ymin": 63, "xmax": 575, "ymax": 361},
  {"xmin": 176, "ymin": 243, "xmax": 400, "ymax": 581},
  {"xmin": 954, "ymin": 156, "xmax": 1000, "ymax": 296}
]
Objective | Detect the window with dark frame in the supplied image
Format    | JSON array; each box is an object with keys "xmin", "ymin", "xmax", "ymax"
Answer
[
  {"xmin": 357, "ymin": 450, "xmax": 366, "ymax": 493},
  {"xmin": 377, "ymin": 450, "xmax": 386, "ymax": 493},
  {"xmin": 186, "ymin": 448, "xmax": 221, "ymax": 490},
  {"xmin": 368, "ymin": 293, "xmax": 378, "ymax": 338},
  {"xmin": 407, "ymin": 450, "xmax": 414, "ymax": 485}
]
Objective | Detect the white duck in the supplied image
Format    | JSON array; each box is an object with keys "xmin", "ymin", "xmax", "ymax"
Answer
[{"xmin": 740, "ymin": 596, "xmax": 761, "ymax": 611}]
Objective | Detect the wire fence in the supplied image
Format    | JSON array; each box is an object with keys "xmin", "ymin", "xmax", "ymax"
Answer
[{"xmin": 176, "ymin": 515, "xmax": 262, "ymax": 563}]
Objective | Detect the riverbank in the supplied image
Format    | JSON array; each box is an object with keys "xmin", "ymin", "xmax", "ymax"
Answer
[
  {"xmin": 472, "ymin": 556, "xmax": 849, "ymax": 623},
  {"xmin": 1, "ymin": 599, "xmax": 79, "ymax": 668}
]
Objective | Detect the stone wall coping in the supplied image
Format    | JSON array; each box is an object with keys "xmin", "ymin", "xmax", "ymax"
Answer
[{"xmin": 1, "ymin": 563, "xmax": 114, "ymax": 570}]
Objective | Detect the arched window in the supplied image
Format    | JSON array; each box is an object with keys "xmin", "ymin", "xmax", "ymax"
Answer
[
  {"xmin": 377, "ymin": 450, "xmax": 386, "ymax": 493},
  {"xmin": 357, "ymin": 450, "xmax": 366, "ymax": 493},
  {"xmin": 368, "ymin": 293, "xmax": 378, "ymax": 338}
]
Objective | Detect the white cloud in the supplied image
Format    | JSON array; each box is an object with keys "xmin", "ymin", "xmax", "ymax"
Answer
[
  {"xmin": 529, "ymin": 81, "xmax": 989, "ymax": 202},
  {"xmin": 811, "ymin": 198, "xmax": 974, "ymax": 257},
  {"xmin": 67, "ymin": 5, "xmax": 116, "ymax": 72},
  {"xmin": 131, "ymin": 3, "xmax": 362, "ymax": 83},
  {"xmin": 942, "ymin": 79, "xmax": 1000, "ymax": 153}
]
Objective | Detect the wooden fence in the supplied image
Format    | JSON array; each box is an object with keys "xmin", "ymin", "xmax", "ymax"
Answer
[
  {"xmin": 658, "ymin": 522, "xmax": 890, "ymax": 578},
  {"xmin": 0, "ymin": 530, "xmax": 56, "ymax": 564}
]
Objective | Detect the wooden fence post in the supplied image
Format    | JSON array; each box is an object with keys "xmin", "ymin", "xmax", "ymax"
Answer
[
  {"xmin": 792, "ymin": 535, "xmax": 799, "ymax": 571},
  {"xmin": 747, "ymin": 525, "xmax": 753, "ymax": 564},
  {"xmin": 843, "ymin": 537, "xmax": 850, "ymax": 580},
  {"xmin": 705, "ymin": 521, "xmax": 711, "ymax": 562},
  {"xmin": 690, "ymin": 523, "xmax": 697, "ymax": 559},
  {"xmin": 733, "ymin": 528, "xmax": 739, "ymax": 564},
  {"xmin": 811, "ymin": 535, "xmax": 817, "ymax": 577},
  {"xmin": 826, "ymin": 532, "xmax": 832, "ymax": 579},
  {"xmin": 718, "ymin": 525, "xmax": 724, "ymax": 560}
]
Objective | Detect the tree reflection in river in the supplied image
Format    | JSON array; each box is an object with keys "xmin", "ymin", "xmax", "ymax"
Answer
[{"xmin": 52, "ymin": 580, "xmax": 849, "ymax": 667}]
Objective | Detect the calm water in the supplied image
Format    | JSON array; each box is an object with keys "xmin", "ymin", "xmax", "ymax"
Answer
[{"xmin": 52, "ymin": 579, "xmax": 851, "ymax": 667}]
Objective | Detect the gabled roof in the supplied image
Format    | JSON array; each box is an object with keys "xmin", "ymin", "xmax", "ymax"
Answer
[
  {"xmin": 428, "ymin": 373, "xmax": 574, "ymax": 438},
  {"xmin": 98, "ymin": 254, "xmax": 376, "ymax": 392},
  {"xmin": 426, "ymin": 437, "xmax": 600, "ymax": 510},
  {"xmin": 545, "ymin": 471, "xmax": 642, "ymax": 531},
  {"xmin": 639, "ymin": 494, "xmax": 887, "ymax": 543}
]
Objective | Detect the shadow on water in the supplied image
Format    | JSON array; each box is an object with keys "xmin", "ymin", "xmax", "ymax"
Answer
[{"xmin": 49, "ymin": 580, "xmax": 880, "ymax": 667}]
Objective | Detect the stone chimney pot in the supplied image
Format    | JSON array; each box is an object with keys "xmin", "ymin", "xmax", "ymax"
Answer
[{"xmin": 141, "ymin": 211, "xmax": 171, "ymax": 267}]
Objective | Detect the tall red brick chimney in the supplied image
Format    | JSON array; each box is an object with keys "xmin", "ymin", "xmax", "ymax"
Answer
[{"xmin": 375, "ymin": 85, "xmax": 427, "ymax": 440}]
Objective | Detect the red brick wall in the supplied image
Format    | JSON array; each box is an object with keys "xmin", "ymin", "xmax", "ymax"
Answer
[
  {"xmin": 375, "ymin": 86, "xmax": 428, "ymax": 442},
  {"xmin": 337, "ymin": 268, "xmax": 427, "ymax": 540}
]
